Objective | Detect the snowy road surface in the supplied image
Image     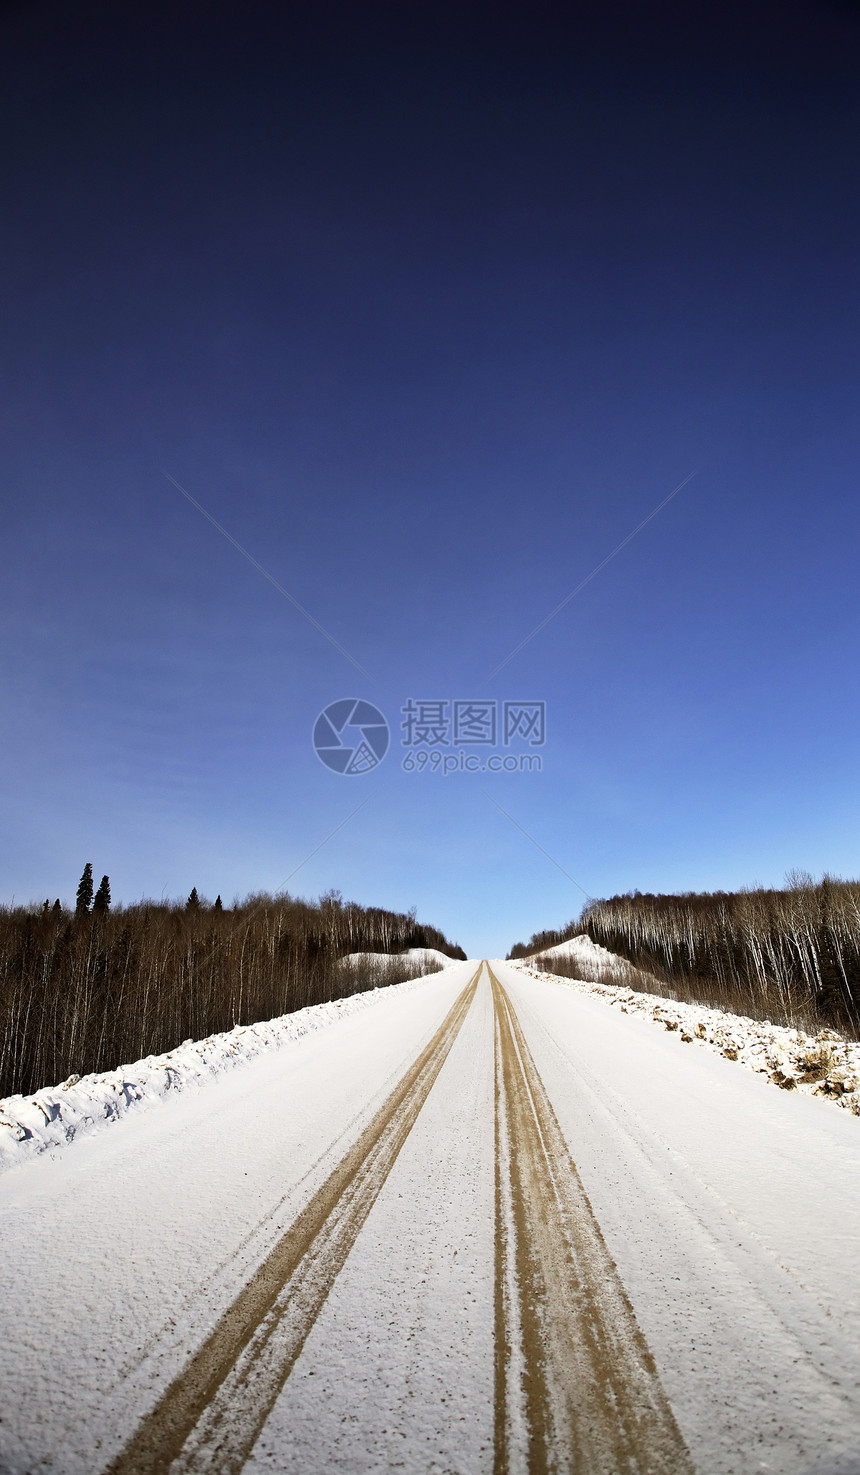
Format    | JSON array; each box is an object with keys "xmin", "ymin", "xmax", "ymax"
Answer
[{"xmin": 1, "ymin": 961, "xmax": 859, "ymax": 1474}]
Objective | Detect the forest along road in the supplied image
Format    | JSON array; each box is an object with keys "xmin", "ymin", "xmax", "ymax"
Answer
[{"xmin": 1, "ymin": 963, "xmax": 860, "ymax": 1473}]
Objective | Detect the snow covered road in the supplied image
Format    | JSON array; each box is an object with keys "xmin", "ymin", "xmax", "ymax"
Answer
[{"xmin": 1, "ymin": 961, "xmax": 859, "ymax": 1473}]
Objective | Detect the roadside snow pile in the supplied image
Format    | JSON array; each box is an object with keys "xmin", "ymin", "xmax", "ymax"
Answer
[
  {"xmin": 402, "ymin": 947, "xmax": 453, "ymax": 970},
  {"xmin": 338, "ymin": 948, "xmax": 451, "ymax": 971},
  {"xmin": 0, "ymin": 971, "xmax": 446, "ymax": 1176},
  {"xmin": 512, "ymin": 962, "xmax": 860, "ymax": 1114},
  {"xmin": 530, "ymin": 935, "xmax": 628, "ymax": 974}
]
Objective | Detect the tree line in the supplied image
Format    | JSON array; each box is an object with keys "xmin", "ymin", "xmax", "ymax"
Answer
[
  {"xmin": 510, "ymin": 874, "xmax": 860, "ymax": 1036},
  {"xmin": 0, "ymin": 867, "xmax": 465, "ymax": 1098}
]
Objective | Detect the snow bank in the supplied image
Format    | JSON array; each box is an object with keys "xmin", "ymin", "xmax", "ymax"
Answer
[
  {"xmin": 529, "ymin": 935, "xmax": 626, "ymax": 972},
  {"xmin": 338, "ymin": 947, "xmax": 451, "ymax": 971},
  {"xmin": 0, "ymin": 971, "xmax": 449, "ymax": 1176},
  {"xmin": 402, "ymin": 947, "xmax": 454, "ymax": 969},
  {"xmin": 512, "ymin": 961, "xmax": 860, "ymax": 1115}
]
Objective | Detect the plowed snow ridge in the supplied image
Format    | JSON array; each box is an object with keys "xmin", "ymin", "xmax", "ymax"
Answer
[
  {"xmin": 517, "ymin": 955, "xmax": 860, "ymax": 1111},
  {"xmin": 0, "ymin": 972, "xmax": 437, "ymax": 1174}
]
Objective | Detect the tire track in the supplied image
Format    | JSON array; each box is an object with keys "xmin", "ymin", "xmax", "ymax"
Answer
[
  {"xmin": 490, "ymin": 965, "xmax": 693, "ymax": 1475},
  {"xmin": 106, "ymin": 967, "xmax": 481, "ymax": 1475}
]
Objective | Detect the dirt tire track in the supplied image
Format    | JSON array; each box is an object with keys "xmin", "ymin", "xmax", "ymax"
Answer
[
  {"xmin": 106, "ymin": 967, "xmax": 481, "ymax": 1475},
  {"xmin": 490, "ymin": 965, "xmax": 693, "ymax": 1475}
]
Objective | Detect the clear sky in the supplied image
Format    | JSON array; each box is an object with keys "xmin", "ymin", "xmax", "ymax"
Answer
[{"xmin": 2, "ymin": 0, "xmax": 860, "ymax": 956}]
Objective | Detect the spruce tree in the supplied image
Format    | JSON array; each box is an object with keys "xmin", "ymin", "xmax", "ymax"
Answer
[
  {"xmin": 52, "ymin": 898, "xmax": 61, "ymax": 913},
  {"xmin": 214, "ymin": 894, "xmax": 223, "ymax": 912},
  {"xmin": 75, "ymin": 863, "xmax": 94, "ymax": 916},
  {"xmin": 186, "ymin": 887, "xmax": 200, "ymax": 911},
  {"xmin": 93, "ymin": 875, "xmax": 111, "ymax": 913}
]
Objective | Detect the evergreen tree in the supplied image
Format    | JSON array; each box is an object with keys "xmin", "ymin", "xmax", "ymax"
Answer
[
  {"xmin": 42, "ymin": 899, "xmax": 50, "ymax": 912},
  {"xmin": 52, "ymin": 898, "xmax": 61, "ymax": 913},
  {"xmin": 186, "ymin": 887, "xmax": 200, "ymax": 911},
  {"xmin": 93, "ymin": 875, "xmax": 111, "ymax": 913},
  {"xmin": 213, "ymin": 894, "xmax": 223, "ymax": 912},
  {"xmin": 75, "ymin": 863, "xmax": 94, "ymax": 916}
]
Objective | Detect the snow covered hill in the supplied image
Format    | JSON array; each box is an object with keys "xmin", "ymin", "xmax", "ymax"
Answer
[
  {"xmin": 527, "ymin": 933, "xmax": 628, "ymax": 974},
  {"xmin": 338, "ymin": 946, "xmax": 452, "ymax": 971}
]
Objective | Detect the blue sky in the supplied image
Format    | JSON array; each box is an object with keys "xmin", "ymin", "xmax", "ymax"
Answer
[{"xmin": 2, "ymin": 1, "xmax": 860, "ymax": 955}]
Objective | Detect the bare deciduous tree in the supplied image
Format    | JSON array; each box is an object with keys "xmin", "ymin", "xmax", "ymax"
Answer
[{"xmin": 0, "ymin": 890, "xmax": 465, "ymax": 1097}]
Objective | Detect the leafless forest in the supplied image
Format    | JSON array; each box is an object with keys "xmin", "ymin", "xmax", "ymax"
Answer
[
  {"xmin": 0, "ymin": 888, "xmax": 464, "ymax": 1098},
  {"xmin": 510, "ymin": 875, "xmax": 860, "ymax": 1037}
]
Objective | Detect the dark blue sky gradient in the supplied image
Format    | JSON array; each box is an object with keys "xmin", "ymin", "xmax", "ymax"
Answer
[{"xmin": 2, "ymin": 0, "xmax": 860, "ymax": 953}]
